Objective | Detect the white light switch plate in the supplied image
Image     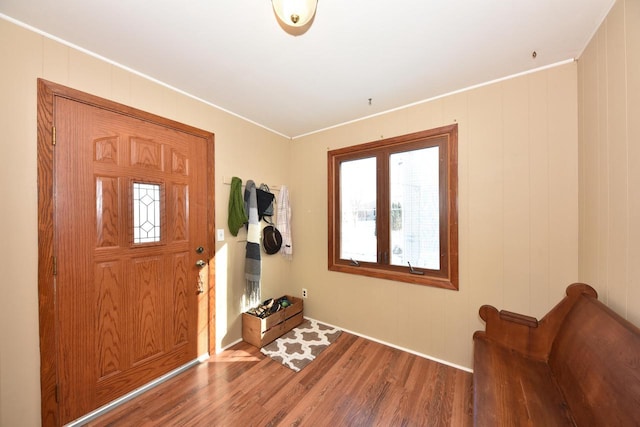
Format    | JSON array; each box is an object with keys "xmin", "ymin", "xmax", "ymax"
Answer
[{"xmin": 216, "ymin": 229, "xmax": 225, "ymax": 242}]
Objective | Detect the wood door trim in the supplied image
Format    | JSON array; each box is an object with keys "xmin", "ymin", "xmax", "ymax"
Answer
[
  {"xmin": 37, "ymin": 79, "xmax": 58, "ymax": 427},
  {"xmin": 37, "ymin": 79, "xmax": 216, "ymax": 426}
]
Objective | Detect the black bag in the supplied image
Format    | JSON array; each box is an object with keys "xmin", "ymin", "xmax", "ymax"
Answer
[{"xmin": 256, "ymin": 183, "xmax": 275, "ymax": 221}]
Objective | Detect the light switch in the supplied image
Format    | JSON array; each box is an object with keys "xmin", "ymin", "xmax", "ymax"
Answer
[{"xmin": 216, "ymin": 229, "xmax": 225, "ymax": 242}]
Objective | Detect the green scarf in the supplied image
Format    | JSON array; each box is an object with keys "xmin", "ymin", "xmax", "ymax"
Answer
[{"xmin": 228, "ymin": 176, "xmax": 248, "ymax": 236}]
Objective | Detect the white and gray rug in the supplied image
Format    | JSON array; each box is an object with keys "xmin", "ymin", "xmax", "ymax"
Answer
[{"xmin": 260, "ymin": 319, "xmax": 342, "ymax": 372}]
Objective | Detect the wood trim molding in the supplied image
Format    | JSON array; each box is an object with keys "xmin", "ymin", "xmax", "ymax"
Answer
[{"xmin": 37, "ymin": 79, "xmax": 58, "ymax": 427}]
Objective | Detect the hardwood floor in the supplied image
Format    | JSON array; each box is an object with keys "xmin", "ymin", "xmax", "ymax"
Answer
[{"xmin": 88, "ymin": 331, "xmax": 473, "ymax": 426}]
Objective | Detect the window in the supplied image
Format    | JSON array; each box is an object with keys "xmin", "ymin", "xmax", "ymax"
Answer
[
  {"xmin": 132, "ymin": 182, "xmax": 162, "ymax": 243},
  {"xmin": 328, "ymin": 124, "xmax": 458, "ymax": 290}
]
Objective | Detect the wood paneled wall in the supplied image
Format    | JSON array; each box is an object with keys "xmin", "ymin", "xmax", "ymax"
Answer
[
  {"xmin": 578, "ymin": 0, "xmax": 640, "ymax": 326},
  {"xmin": 0, "ymin": 18, "xmax": 291, "ymax": 427},
  {"xmin": 6, "ymin": 2, "xmax": 637, "ymax": 422},
  {"xmin": 290, "ymin": 63, "xmax": 579, "ymax": 370}
]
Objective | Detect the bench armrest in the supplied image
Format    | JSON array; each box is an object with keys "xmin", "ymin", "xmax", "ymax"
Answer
[
  {"xmin": 474, "ymin": 283, "xmax": 597, "ymax": 360},
  {"xmin": 480, "ymin": 307, "xmax": 539, "ymax": 327}
]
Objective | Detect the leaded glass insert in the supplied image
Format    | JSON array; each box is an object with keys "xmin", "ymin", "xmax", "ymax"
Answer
[{"xmin": 133, "ymin": 182, "xmax": 161, "ymax": 243}]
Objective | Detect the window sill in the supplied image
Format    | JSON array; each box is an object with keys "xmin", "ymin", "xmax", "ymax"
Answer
[{"xmin": 328, "ymin": 263, "xmax": 458, "ymax": 290}]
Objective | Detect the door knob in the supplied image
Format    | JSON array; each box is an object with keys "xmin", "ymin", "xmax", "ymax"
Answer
[{"xmin": 196, "ymin": 260, "xmax": 207, "ymax": 268}]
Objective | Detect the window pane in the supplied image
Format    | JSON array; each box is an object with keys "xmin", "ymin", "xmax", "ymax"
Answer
[
  {"xmin": 133, "ymin": 182, "xmax": 161, "ymax": 243},
  {"xmin": 340, "ymin": 157, "xmax": 377, "ymax": 262},
  {"xmin": 390, "ymin": 147, "xmax": 439, "ymax": 269}
]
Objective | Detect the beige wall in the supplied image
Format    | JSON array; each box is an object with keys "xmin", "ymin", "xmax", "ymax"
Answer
[
  {"xmin": 578, "ymin": 0, "xmax": 640, "ymax": 325},
  {"xmin": 0, "ymin": 19, "xmax": 292, "ymax": 426},
  {"xmin": 6, "ymin": 6, "xmax": 626, "ymax": 424},
  {"xmin": 289, "ymin": 63, "xmax": 579, "ymax": 370}
]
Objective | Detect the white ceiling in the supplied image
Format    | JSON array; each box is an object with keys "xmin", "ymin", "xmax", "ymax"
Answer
[{"xmin": 1, "ymin": 0, "xmax": 614, "ymax": 138}]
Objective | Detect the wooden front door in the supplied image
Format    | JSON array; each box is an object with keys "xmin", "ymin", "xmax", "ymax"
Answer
[{"xmin": 37, "ymin": 80, "xmax": 215, "ymax": 426}]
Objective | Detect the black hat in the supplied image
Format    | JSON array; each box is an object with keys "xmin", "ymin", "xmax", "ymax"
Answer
[{"xmin": 262, "ymin": 225, "xmax": 283, "ymax": 255}]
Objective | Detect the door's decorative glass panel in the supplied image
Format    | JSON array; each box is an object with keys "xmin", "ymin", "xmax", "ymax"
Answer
[
  {"xmin": 340, "ymin": 157, "xmax": 377, "ymax": 262},
  {"xmin": 133, "ymin": 182, "xmax": 161, "ymax": 243},
  {"xmin": 390, "ymin": 146, "xmax": 440, "ymax": 269}
]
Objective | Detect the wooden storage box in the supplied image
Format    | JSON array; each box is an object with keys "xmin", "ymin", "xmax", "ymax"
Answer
[{"xmin": 242, "ymin": 295, "xmax": 304, "ymax": 348}]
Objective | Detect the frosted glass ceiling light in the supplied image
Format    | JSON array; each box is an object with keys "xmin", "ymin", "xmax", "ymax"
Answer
[{"xmin": 272, "ymin": 0, "xmax": 318, "ymax": 28}]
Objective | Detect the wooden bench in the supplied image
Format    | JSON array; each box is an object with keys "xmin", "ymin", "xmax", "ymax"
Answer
[{"xmin": 473, "ymin": 283, "xmax": 640, "ymax": 426}]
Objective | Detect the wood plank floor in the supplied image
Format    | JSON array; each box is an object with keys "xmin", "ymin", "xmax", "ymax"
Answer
[{"xmin": 88, "ymin": 331, "xmax": 473, "ymax": 426}]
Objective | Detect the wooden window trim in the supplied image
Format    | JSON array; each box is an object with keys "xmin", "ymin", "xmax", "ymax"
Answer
[{"xmin": 327, "ymin": 124, "xmax": 458, "ymax": 290}]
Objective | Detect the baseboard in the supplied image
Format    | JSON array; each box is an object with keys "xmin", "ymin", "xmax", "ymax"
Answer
[
  {"xmin": 304, "ymin": 316, "xmax": 473, "ymax": 373},
  {"xmin": 216, "ymin": 318, "xmax": 473, "ymax": 373},
  {"xmin": 218, "ymin": 337, "xmax": 243, "ymax": 353}
]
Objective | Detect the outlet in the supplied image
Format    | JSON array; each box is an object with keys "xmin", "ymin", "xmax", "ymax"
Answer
[{"xmin": 302, "ymin": 288, "xmax": 308, "ymax": 298}]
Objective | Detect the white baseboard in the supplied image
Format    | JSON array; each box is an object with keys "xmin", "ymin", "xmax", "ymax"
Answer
[
  {"xmin": 218, "ymin": 337, "xmax": 243, "ymax": 353},
  {"xmin": 216, "ymin": 317, "xmax": 473, "ymax": 373},
  {"xmin": 304, "ymin": 316, "xmax": 473, "ymax": 373}
]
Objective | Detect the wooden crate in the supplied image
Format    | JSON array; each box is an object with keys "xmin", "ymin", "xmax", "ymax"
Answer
[{"xmin": 242, "ymin": 296, "xmax": 304, "ymax": 348}]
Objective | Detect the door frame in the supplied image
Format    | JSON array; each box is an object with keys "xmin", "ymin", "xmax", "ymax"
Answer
[{"xmin": 36, "ymin": 79, "xmax": 216, "ymax": 426}]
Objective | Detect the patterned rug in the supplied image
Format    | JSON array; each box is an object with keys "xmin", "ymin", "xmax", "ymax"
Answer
[{"xmin": 260, "ymin": 319, "xmax": 342, "ymax": 372}]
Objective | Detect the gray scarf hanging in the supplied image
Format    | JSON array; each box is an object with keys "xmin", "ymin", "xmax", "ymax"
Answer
[{"xmin": 244, "ymin": 180, "xmax": 261, "ymax": 307}]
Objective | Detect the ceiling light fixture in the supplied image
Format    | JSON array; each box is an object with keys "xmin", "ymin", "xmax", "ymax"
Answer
[{"xmin": 272, "ymin": 0, "xmax": 318, "ymax": 29}]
